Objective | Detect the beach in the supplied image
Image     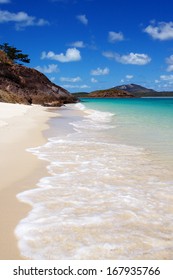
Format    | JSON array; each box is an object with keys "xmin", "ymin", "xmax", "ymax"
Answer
[
  {"xmin": 0, "ymin": 102, "xmax": 57, "ymax": 259},
  {"xmin": 14, "ymin": 99, "xmax": 173, "ymax": 260},
  {"xmin": 1, "ymin": 99, "xmax": 173, "ymax": 260}
]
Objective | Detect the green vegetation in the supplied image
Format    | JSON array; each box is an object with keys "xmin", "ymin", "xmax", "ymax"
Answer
[{"xmin": 0, "ymin": 43, "xmax": 30, "ymax": 64}]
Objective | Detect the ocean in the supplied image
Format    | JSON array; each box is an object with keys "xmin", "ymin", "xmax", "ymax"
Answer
[{"xmin": 15, "ymin": 98, "xmax": 173, "ymax": 259}]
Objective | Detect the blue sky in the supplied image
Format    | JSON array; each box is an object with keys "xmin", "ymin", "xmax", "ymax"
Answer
[{"xmin": 1, "ymin": 0, "xmax": 173, "ymax": 92}]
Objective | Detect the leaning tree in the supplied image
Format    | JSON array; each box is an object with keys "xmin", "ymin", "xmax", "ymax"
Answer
[{"xmin": 0, "ymin": 43, "xmax": 30, "ymax": 64}]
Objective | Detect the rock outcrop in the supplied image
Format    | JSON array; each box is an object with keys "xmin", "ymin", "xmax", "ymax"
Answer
[
  {"xmin": 0, "ymin": 57, "xmax": 78, "ymax": 106},
  {"xmin": 88, "ymin": 88, "xmax": 134, "ymax": 98}
]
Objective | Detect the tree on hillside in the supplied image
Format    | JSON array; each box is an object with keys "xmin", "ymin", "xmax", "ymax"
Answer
[{"xmin": 0, "ymin": 43, "xmax": 30, "ymax": 64}]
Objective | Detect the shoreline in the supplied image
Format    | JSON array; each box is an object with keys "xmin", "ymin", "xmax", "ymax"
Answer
[
  {"xmin": 13, "ymin": 100, "xmax": 173, "ymax": 260},
  {"xmin": 0, "ymin": 103, "xmax": 59, "ymax": 260},
  {"xmin": 1, "ymin": 100, "xmax": 172, "ymax": 260}
]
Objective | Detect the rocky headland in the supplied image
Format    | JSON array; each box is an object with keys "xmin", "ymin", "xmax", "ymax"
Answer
[
  {"xmin": 0, "ymin": 51, "xmax": 78, "ymax": 106},
  {"xmin": 88, "ymin": 88, "xmax": 134, "ymax": 98}
]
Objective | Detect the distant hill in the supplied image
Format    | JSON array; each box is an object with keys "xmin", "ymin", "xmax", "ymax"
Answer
[
  {"xmin": 72, "ymin": 84, "xmax": 154, "ymax": 98},
  {"xmin": 72, "ymin": 89, "xmax": 134, "ymax": 98},
  {"xmin": 88, "ymin": 88, "xmax": 134, "ymax": 98},
  {"xmin": 73, "ymin": 84, "xmax": 173, "ymax": 98},
  {"xmin": 115, "ymin": 84, "xmax": 156, "ymax": 95},
  {"xmin": 114, "ymin": 83, "xmax": 173, "ymax": 97}
]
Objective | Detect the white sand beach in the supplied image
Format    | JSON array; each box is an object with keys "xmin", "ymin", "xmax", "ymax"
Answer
[
  {"xmin": 1, "ymin": 100, "xmax": 173, "ymax": 260},
  {"xmin": 0, "ymin": 102, "xmax": 57, "ymax": 259},
  {"xmin": 13, "ymin": 99, "xmax": 173, "ymax": 260}
]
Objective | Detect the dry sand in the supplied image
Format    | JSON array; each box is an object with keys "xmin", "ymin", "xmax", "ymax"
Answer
[{"xmin": 0, "ymin": 102, "xmax": 58, "ymax": 259}]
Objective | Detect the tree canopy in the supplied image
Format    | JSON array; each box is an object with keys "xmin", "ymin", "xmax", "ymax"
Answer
[{"xmin": 0, "ymin": 43, "xmax": 30, "ymax": 64}]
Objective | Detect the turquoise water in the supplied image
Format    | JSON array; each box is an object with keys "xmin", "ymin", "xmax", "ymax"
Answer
[
  {"xmin": 81, "ymin": 98, "xmax": 173, "ymax": 168},
  {"xmin": 16, "ymin": 98, "xmax": 173, "ymax": 260}
]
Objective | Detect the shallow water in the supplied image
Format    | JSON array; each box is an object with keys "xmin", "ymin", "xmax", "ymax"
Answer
[{"xmin": 16, "ymin": 98, "xmax": 173, "ymax": 259}]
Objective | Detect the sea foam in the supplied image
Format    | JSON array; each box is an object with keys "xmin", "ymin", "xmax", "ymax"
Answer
[{"xmin": 15, "ymin": 102, "xmax": 173, "ymax": 260}]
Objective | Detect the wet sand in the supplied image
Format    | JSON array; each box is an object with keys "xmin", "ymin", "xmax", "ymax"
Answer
[{"xmin": 0, "ymin": 103, "xmax": 58, "ymax": 259}]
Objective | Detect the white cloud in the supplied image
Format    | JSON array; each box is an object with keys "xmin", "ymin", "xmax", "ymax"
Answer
[
  {"xmin": 69, "ymin": 41, "xmax": 85, "ymax": 48},
  {"xmin": 91, "ymin": 77, "xmax": 98, "ymax": 83},
  {"xmin": 62, "ymin": 84, "xmax": 90, "ymax": 89},
  {"xmin": 144, "ymin": 21, "xmax": 173, "ymax": 40},
  {"xmin": 157, "ymin": 82, "xmax": 173, "ymax": 89},
  {"xmin": 154, "ymin": 76, "xmax": 173, "ymax": 89},
  {"xmin": 80, "ymin": 85, "xmax": 90, "ymax": 89},
  {"xmin": 60, "ymin": 76, "xmax": 81, "ymax": 82},
  {"xmin": 166, "ymin": 55, "xmax": 173, "ymax": 72},
  {"xmin": 41, "ymin": 48, "xmax": 81, "ymax": 63},
  {"xmin": 163, "ymin": 84, "xmax": 169, "ymax": 88},
  {"xmin": 103, "ymin": 51, "xmax": 151, "ymax": 65},
  {"xmin": 167, "ymin": 65, "xmax": 173, "ymax": 72},
  {"xmin": 50, "ymin": 77, "xmax": 56, "ymax": 82},
  {"xmin": 126, "ymin": 75, "xmax": 133, "ymax": 79},
  {"xmin": 108, "ymin": 31, "xmax": 124, "ymax": 42},
  {"xmin": 160, "ymin": 74, "xmax": 173, "ymax": 82},
  {"xmin": 0, "ymin": 10, "xmax": 49, "ymax": 29},
  {"xmin": 35, "ymin": 64, "xmax": 59, "ymax": 74},
  {"xmin": 166, "ymin": 55, "xmax": 173, "ymax": 65},
  {"xmin": 91, "ymin": 67, "xmax": 110, "ymax": 76},
  {"xmin": 0, "ymin": 0, "xmax": 10, "ymax": 3},
  {"xmin": 76, "ymin": 14, "xmax": 88, "ymax": 25}
]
